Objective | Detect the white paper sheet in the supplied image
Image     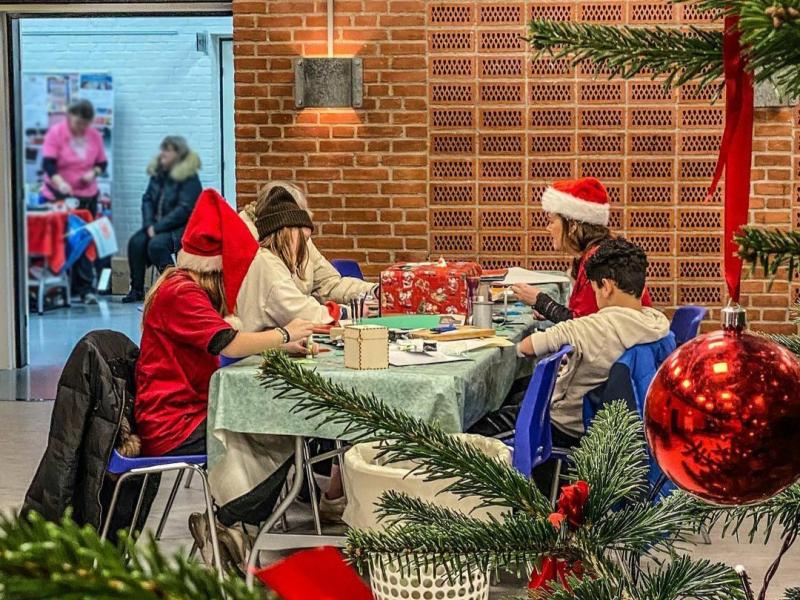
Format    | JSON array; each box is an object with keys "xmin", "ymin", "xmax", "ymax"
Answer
[
  {"xmin": 436, "ymin": 338, "xmax": 514, "ymax": 355},
  {"xmin": 499, "ymin": 267, "xmax": 571, "ymax": 286},
  {"xmin": 388, "ymin": 350, "xmax": 470, "ymax": 367}
]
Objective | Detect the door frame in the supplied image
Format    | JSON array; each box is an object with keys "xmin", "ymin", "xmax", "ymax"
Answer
[
  {"xmin": 0, "ymin": 2, "xmax": 232, "ymax": 370},
  {"xmin": 217, "ymin": 35, "xmax": 234, "ymax": 204}
]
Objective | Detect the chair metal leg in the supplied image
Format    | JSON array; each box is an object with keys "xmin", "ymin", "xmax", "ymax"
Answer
[
  {"xmin": 128, "ymin": 473, "xmax": 150, "ymax": 539},
  {"xmin": 550, "ymin": 460, "xmax": 562, "ymax": 507},
  {"xmin": 38, "ymin": 276, "xmax": 44, "ymax": 315},
  {"xmin": 278, "ymin": 481, "xmax": 290, "ymax": 532},
  {"xmin": 100, "ymin": 472, "xmax": 133, "ymax": 541},
  {"xmin": 184, "ymin": 469, "xmax": 194, "ymax": 489},
  {"xmin": 302, "ymin": 439, "xmax": 323, "ymax": 536},
  {"xmin": 155, "ymin": 470, "xmax": 185, "ymax": 540},
  {"xmin": 194, "ymin": 466, "xmax": 224, "ymax": 581},
  {"xmin": 334, "ymin": 440, "xmax": 348, "ymax": 502},
  {"xmin": 246, "ymin": 437, "xmax": 306, "ymax": 589}
]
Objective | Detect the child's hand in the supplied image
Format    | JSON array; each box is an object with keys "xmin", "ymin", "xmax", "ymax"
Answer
[
  {"xmin": 285, "ymin": 319, "xmax": 314, "ymax": 341},
  {"xmin": 511, "ymin": 284, "xmax": 542, "ymax": 306},
  {"xmin": 282, "ymin": 341, "xmax": 319, "ymax": 356}
]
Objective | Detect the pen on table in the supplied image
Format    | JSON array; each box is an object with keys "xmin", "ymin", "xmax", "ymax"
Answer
[{"xmin": 359, "ymin": 294, "xmax": 366, "ymax": 325}]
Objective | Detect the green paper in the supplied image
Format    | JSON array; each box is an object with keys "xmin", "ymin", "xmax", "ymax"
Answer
[{"xmin": 364, "ymin": 315, "xmax": 443, "ymax": 329}]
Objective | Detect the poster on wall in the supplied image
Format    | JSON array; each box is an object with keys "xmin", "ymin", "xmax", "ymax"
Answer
[{"xmin": 21, "ymin": 72, "xmax": 114, "ymax": 219}]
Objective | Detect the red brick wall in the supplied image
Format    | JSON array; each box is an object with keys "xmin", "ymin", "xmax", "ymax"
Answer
[
  {"xmin": 232, "ymin": 0, "xmax": 429, "ymax": 278},
  {"xmin": 233, "ymin": 0, "xmax": 799, "ymax": 332}
]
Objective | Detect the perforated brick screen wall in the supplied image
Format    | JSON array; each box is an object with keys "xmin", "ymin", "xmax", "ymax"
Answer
[{"xmin": 233, "ymin": 0, "xmax": 799, "ymax": 332}]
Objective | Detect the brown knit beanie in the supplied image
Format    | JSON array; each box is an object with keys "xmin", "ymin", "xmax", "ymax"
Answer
[{"xmin": 254, "ymin": 186, "xmax": 314, "ymax": 241}]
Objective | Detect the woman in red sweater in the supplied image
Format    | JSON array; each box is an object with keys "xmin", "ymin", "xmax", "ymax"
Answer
[
  {"xmin": 135, "ymin": 189, "xmax": 313, "ymax": 459},
  {"xmin": 512, "ymin": 177, "xmax": 651, "ymax": 321}
]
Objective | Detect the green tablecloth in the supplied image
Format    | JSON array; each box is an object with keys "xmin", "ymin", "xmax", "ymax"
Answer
[
  {"xmin": 207, "ymin": 317, "xmax": 538, "ymax": 465},
  {"xmin": 206, "ymin": 278, "xmax": 569, "ymax": 469}
]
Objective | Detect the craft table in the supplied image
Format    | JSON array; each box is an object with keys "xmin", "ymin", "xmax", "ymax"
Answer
[{"xmin": 205, "ymin": 285, "xmax": 568, "ymax": 586}]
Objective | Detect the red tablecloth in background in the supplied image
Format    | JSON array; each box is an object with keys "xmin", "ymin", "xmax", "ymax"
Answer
[{"xmin": 27, "ymin": 209, "xmax": 97, "ymax": 274}]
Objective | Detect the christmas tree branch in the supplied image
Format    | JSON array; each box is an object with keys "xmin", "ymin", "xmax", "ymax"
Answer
[
  {"xmin": 0, "ymin": 511, "xmax": 259, "ymax": 600},
  {"xmin": 375, "ymin": 490, "xmax": 500, "ymax": 528},
  {"xmin": 527, "ymin": 20, "xmax": 724, "ymax": 90},
  {"xmin": 571, "ymin": 402, "xmax": 650, "ymax": 520},
  {"xmin": 737, "ymin": 227, "xmax": 800, "ymax": 282},
  {"xmin": 346, "ymin": 513, "xmax": 562, "ymax": 576},
  {"xmin": 581, "ymin": 495, "xmax": 703, "ymax": 556},
  {"xmin": 258, "ymin": 350, "xmax": 552, "ymax": 517},
  {"xmin": 719, "ymin": 483, "xmax": 800, "ymax": 543},
  {"xmin": 785, "ymin": 588, "xmax": 800, "ymax": 600},
  {"xmin": 637, "ymin": 555, "xmax": 746, "ymax": 600}
]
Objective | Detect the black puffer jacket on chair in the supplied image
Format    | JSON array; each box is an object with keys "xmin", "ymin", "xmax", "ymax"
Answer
[{"xmin": 23, "ymin": 330, "xmax": 159, "ymax": 541}]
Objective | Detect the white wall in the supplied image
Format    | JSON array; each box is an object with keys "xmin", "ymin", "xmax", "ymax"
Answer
[{"xmin": 20, "ymin": 16, "xmax": 232, "ymax": 252}]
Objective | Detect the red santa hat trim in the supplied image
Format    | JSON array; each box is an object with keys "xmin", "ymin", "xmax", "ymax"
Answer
[
  {"xmin": 541, "ymin": 177, "xmax": 610, "ymax": 226},
  {"xmin": 177, "ymin": 188, "xmax": 259, "ymax": 314}
]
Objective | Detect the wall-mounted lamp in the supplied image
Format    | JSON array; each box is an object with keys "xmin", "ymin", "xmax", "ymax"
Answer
[{"xmin": 294, "ymin": 57, "xmax": 363, "ymax": 108}]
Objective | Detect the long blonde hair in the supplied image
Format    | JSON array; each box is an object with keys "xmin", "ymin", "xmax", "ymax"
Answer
[
  {"xmin": 260, "ymin": 228, "xmax": 308, "ymax": 279},
  {"xmin": 142, "ymin": 267, "xmax": 227, "ymax": 320}
]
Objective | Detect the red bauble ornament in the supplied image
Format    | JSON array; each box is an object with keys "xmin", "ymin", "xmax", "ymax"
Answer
[{"xmin": 645, "ymin": 306, "xmax": 800, "ymax": 505}]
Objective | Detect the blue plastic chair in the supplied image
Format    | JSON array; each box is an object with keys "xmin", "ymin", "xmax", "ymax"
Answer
[
  {"xmin": 219, "ymin": 355, "xmax": 242, "ymax": 368},
  {"xmin": 510, "ymin": 345, "xmax": 573, "ymax": 482},
  {"xmin": 670, "ymin": 305, "xmax": 706, "ymax": 346},
  {"xmin": 330, "ymin": 259, "xmax": 364, "ymax": 280},
  {"xmin": 101, "ymin": 449, "xmax": 223, "ymax": 578}
]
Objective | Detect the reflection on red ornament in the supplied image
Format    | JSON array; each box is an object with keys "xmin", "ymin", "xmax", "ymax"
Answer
[{"xmin": 645, "ymin": 308, "xmax": 800, "ymax": 505}]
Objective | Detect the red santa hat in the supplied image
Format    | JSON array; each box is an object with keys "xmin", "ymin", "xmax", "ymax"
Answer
[
  {"xmin": 541, "ymin": 177, "xmax": 610, "ymax": 226},
  {"xmin": 177, "ymin": 189, "xmax": 259, "ymax": 314}
]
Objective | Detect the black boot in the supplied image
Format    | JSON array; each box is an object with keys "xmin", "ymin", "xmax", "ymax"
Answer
[{"xmin": 121, "ymin": 289, "xmax": 144, "ymax": 304}]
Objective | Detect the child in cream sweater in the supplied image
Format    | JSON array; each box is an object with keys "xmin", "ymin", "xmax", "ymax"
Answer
[{"xmin": 517, "ymin": 238, "xmax": 670, "ymax": 441}]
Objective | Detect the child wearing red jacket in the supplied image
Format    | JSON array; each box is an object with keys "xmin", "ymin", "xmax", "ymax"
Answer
[
  {"xmin": 135, "ymin": 189, "xmax": 313, "ymax": 458},
  {"xmin": 512, "ymin": 177, "xmax": 652, "ymax": 322}
]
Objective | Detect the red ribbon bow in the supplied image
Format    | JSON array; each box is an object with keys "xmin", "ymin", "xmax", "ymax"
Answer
[
  {"xmin": 547, "ymin": 480, "xmax": 590, "ymax": 531},
  {"xmin": 528, "ymin": 557, "xmax": 585, "ymax": 595},
  {"xmin": 707, "ymin": 14, "xmax": 755, "ymax": 303},
  {"xmin": 254, "ymin": 546, "xmax": 374, "ymax": 600}
]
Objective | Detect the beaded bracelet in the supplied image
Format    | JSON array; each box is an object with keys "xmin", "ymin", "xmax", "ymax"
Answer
[{"xmin": 276, "ymin": 327, "xmax": 290, "ymax": 344}]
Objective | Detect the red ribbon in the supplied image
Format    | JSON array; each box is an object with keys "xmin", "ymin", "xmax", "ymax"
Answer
[
  {"xmin": 706, "ymin": 15, "xmax": 755, "ymax": 303},
  {"xmin": 254, "ymin": 546, "xmax": 374, "ymax": 600}
]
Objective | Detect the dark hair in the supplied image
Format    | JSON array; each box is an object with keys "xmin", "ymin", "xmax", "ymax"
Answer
[
  {"xmin": 584, "ymin": 238, "xmax": 648, "ymax": 298},
  {"xmin": 67, "ymin": 99, "xmax": 95, "ymax": 122}
]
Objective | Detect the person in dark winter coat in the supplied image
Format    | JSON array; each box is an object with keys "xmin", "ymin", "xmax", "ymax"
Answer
[
  {"xmin": 23, "ymin": 330, "xmax": 158, "ymax": 542},
  {"xmin": 122, "ymin": 136, "xmax": 202, "ymax": 303}
]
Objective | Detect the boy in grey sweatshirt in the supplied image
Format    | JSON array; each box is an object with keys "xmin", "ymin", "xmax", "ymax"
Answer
[{"xmin": 517, "ymin": 238, "xmax": 670, "ymax": 439}]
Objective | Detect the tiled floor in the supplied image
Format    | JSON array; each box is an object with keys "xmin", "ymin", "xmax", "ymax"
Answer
[
  {"xmin": 0, "ymin": 400, "xmax": 796, "ymax": 598},
  {"xmin": 0, "ymin": 299, "xmax": 142, "ymax": 401}
]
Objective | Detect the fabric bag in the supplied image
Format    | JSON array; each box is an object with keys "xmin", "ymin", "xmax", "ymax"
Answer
[{"xmin": 342, "ymin": 433, "xmax": 510, "ymax": 530}]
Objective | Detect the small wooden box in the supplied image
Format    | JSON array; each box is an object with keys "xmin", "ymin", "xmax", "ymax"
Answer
[{"xmin": 344, "ymin": 325, "xmax": 389, "ymax": 370}]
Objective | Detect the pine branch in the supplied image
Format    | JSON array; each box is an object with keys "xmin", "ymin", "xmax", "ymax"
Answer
[
  {"xmin": 737, "ymin": 227, "xmax": 800, "ymax": 282},
  {"xmin": 346, "ymin": 513, "xmax": 562, "ymax": 576},
  {"xmin": 785, "ymin": 588, "xmax": 800, "ymax": 600},
  {"xmin": 258, "ymin": 350, "xmax": 552, "ymax": 517},
  {"xmin": 637, "ymin": 555, "xmax": 746, "ymax": 600},
  {"xmin": 530, "ymin": 0, "xmax": 800, "ymax": 98},
  {"xmin": 582, "ymin": 496, "xmax": 702, "ymax": 555},
  {"xmin": 571, "ymin": 402, "xmax": 650, "ymax": 521},
  {"xmin": 375, "ymin": 490, "xmax": 498, "ymax": 528},
  {"xmin": 0, "ymin": 511, "xmax": 259, "ymax": 600},
  {"xmin": 545, "ymin": 578, "xmax": 620, "ymax": 600},
  {"xmin": 719, "ymin": 483, "xmax": 800, "ymax": 544},
  {"xmin": 766, "ymin": 333, "xmax": 800, "ymax": 356},
  {"xmin": 527, "ymin": 20, "xmax": 724, "ymax": 89}
]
